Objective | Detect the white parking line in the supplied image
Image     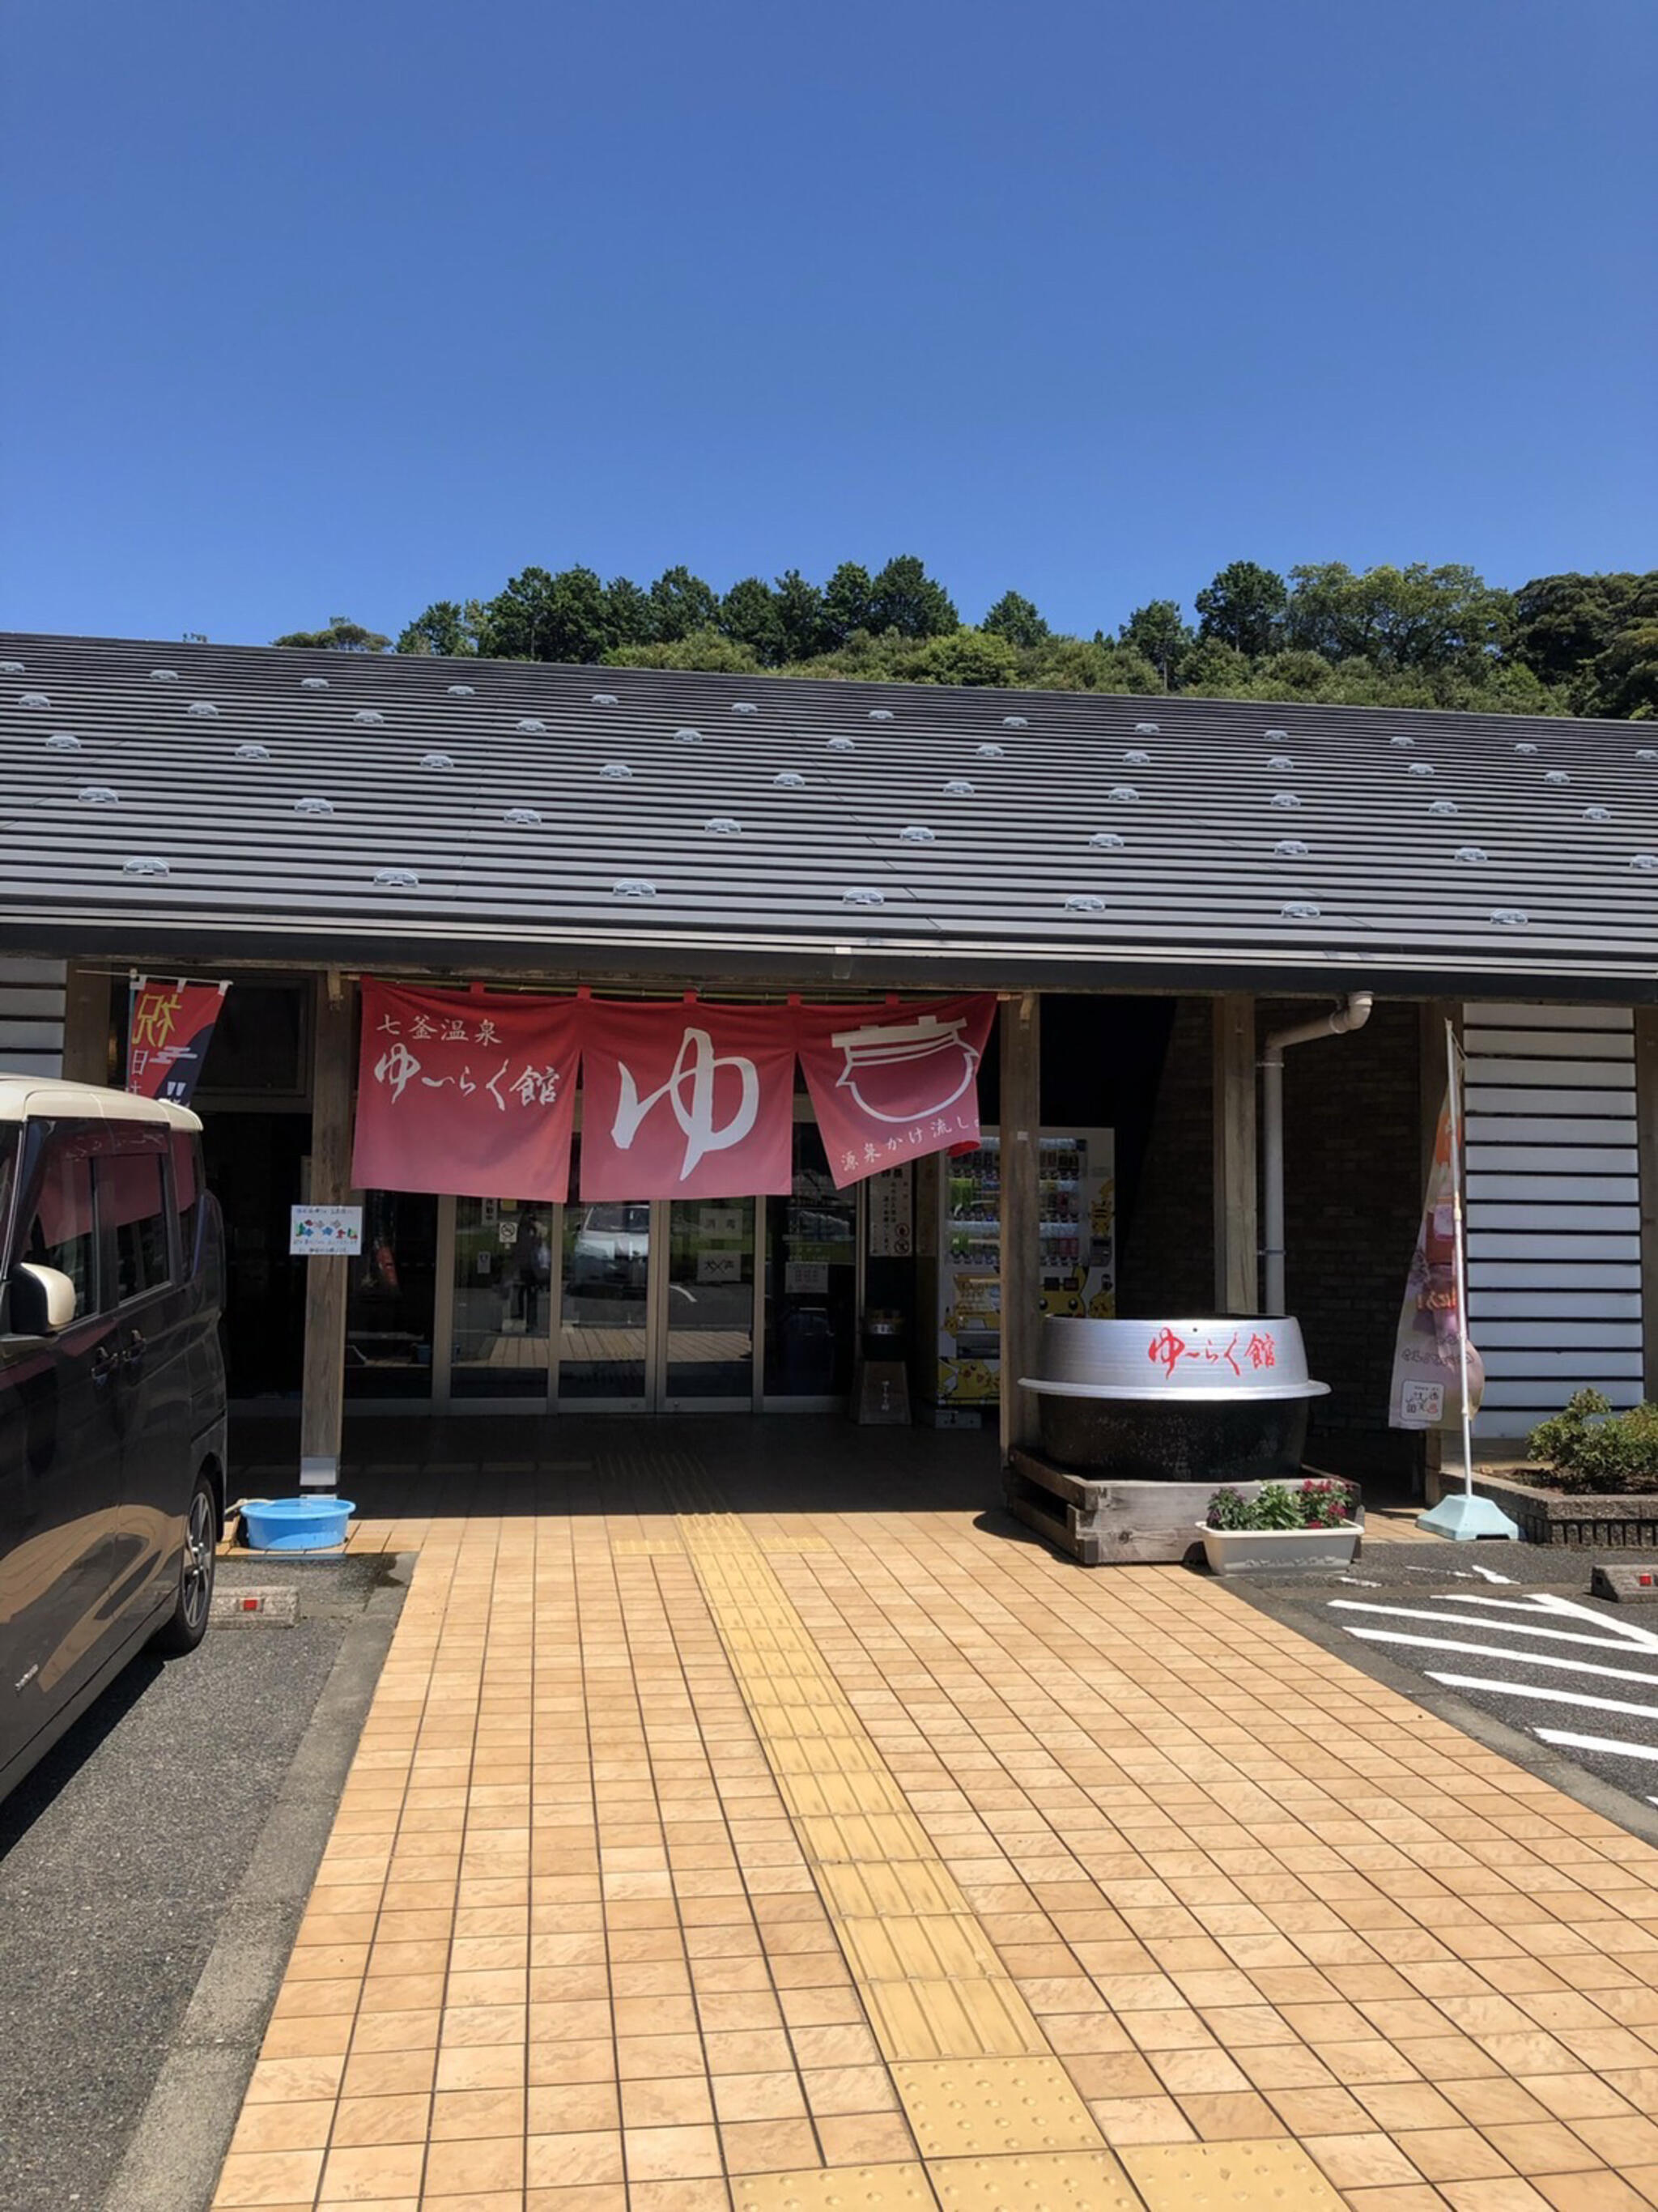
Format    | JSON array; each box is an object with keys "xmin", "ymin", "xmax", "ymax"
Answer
[
  {"xmin": 1537, "ymin": 1730, "xmax": 1658, "ymax": 1765},
  {"xmin": 1330, "ymin": 1601, "xmax": 1636, "ymax": 1652},
  {"xmin": 1344, "ymin": 1627, "xmax": 1658, "ymax": 1690},
  {"xmin": 1426, "ymin": 1672, "xmax": 1658, "ymax": 1723}
]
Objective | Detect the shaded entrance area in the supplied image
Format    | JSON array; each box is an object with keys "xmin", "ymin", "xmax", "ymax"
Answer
[{"xmin": 232, "ymin": 1410, "xmax": 1003, "ymax": 1534}]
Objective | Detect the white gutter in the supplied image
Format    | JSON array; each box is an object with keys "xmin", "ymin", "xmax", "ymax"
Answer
[{"xmin": 1260, "ymin": 992, "xmax": 1374, "ymax": 1313}]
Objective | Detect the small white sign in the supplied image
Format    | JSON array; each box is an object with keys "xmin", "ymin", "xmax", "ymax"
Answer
[
  {"xmin": 290, "ymin": 1204, "xmax": 363, "ymax": 1256},
  {"xmin": 696, "ymin": 1249, "xmax": 742, "ymax": 1285},
  {"xmin": 786, "ymin": 1261, "xmax": 829, "ymax": 1295},
  {"xmin": 699, "ymin": 1207, "xmax": 744, "ymax": 1240},
  {"xmin": 1398, "ymin": 1380, "xmax": 1446, "ymax": 1427},
  {"xmin": 868, "ymin": 1167, "xmax": 912, "ymax": 1257}
]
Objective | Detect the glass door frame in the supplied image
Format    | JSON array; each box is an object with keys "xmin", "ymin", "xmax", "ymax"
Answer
[{"xmin": 417, "ymin": 1103, "xmax": 861, "ymax": 1413}]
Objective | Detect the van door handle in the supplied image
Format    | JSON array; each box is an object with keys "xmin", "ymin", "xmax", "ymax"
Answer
[
  {"xmin": 122, "ymin": 1333, "xmax": 147, "ymax": 1376},
  {"xmin": 91, "ymin": 1347, "xmax": 117, "ymax": 1389}
]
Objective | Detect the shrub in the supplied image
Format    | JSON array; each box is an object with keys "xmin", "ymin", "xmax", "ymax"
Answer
[
  {"xmin": 1205, "ymin": 1480, "xmax": 1356, "ymax": 1530},
  {"xmin": 1526, "ymin": 1391, "xmax": 1658, "ymax": 1493}
]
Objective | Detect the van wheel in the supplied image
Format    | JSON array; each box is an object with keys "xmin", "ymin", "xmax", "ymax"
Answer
[{"xmin": 151, "ymin": 1476, "xmax": 217, "ymax": 1655}]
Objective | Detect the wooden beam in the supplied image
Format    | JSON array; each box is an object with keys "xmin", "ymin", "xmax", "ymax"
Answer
[
  {"xmin": 1637, "ymin": 1008, "xmax": 1658, "ymax": 1404},
  {"xmin": 61, "ymin": 963, "xmax": 113, "ymax": 1086},
  {"xmin": 1211, "ymin": 993, "xmax": 1257, "ymax": 1314},
  {"xmin": 300, "ymin": 974, "xmax": 354, "ymax": 1490},
  {"xmin": 998, "ymin": 991, "xmax": 1041, "ymax": 1461}
]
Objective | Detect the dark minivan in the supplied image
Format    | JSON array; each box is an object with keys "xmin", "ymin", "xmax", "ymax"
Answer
[{"xmin": 0, "ymin": 1078, "xmax": 227, "ymax": 1803}]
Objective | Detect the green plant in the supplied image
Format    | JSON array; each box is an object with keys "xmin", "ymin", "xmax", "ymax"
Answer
[
  {"xmin": 1205, "ymin": 1481, "xmax": 1357, "ymax": 1530},
  {"xmin": 1527, "ymin": 1392, "xmax": 1658, "ymax": 1494}
]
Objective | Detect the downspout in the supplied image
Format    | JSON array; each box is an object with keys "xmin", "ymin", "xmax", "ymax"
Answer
[{"xmin": 1261, "ymin": 993, "xmax": 1374, "ymax": 1314}]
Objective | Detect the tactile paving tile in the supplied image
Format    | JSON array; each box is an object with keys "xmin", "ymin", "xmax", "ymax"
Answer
[
  {"xmin": 931, "ymin": 2150, "xmax": 1145, "ymax": 2211},
  {"xmin": 837, "ymin": 1913, "xmax": 1006, "ymax": 1984},
  {"xmin": 865, "ymin": 1980, "xmax": 1048, "ymax": 2063},
  {"xmin": 778, "ymin": 1769, "xmax": 914, "ymax": 1821},
  {"xmin": 819, "ymin": 1859, "xmax": 970, "ymax": 1918},
  {"xmin": 732, "ymin": 2162, "xmax": 938, "ymax": 2211},
  {"xmin": 798, "ymin": 1810, "xmax": 938, "ymax": 1863},
  {"xmin": 894, "ymin": 2057, "xmax": 1106, "ymax": 2159},
  {"xmin": 1119, "ymin": 2140, "xmax": 1343, "ymax": 2210}
]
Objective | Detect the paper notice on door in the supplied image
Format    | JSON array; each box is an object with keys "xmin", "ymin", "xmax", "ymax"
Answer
[
  {"xmin": 696, "ymin": 1250, "xmax": 741, "ymax": 1284},
  {"xmin": 785, "ymin": 1261, "xmax": 829, "ymax": 1295}
]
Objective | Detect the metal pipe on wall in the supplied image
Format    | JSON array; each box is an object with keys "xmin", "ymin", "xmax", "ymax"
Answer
[{"xmin": 1260, "ymin": 993, "xmax": 1374, "ymax": 1314}]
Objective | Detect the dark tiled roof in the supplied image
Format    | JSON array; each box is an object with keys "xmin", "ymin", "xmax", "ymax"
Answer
[{"xmin": 1, "ymin": 631, "xmax": 1654, "ymax": 997}]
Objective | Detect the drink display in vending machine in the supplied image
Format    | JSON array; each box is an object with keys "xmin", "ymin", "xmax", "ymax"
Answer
[{"xmin": 916, "ymin": 1129, "xmax": 1114, "ymax": 1423}]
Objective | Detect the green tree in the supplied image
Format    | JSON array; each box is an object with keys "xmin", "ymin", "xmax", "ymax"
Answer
[
  {"xmin": 869, "ymin": 554, "xmax": 958, "ymax": 638},
  {"xmin": 606, "ymin": 576, "xmax": 654, "ymax": 649},
  {"xmin": 605, "ymin": 627, "xmax": 760, "ymax": 674},
  {"xmin": 982, "ymin": 591, "xmax": 1049, "ymax": 648},
  {"xmin": 900, "ymin": 627, "xmax": 1020, "ymax": 686},
  {"xmin": 1177, "ymin": 638, "xmax": 1255, "ymax": 696},
  {"xmin": 822, "ymin": 562, "xmax": 875, "ymax": 645},
  {"xmin": 480, "ymin": 566, "xmax": 613, "ymax": 662},
  {"xmin": 1193, "ymin": 560, "xmax": 1286, "ymax": 657},
  {"xmin": 1020, "ymin": 636, "xmax": 1161, "ymax": 693},
  {"xmin": 774, "ymin": 568, "xmax": 827, "ymax": 661},
  {"xmin": 1509, "ymin": 572, "xmax": 1651, "ymax": 709},
  {"xmin": 272, "ymin": 613, "xmax": 389, "ymax": 653},
  {"xmin": 1119, "ymin": 600, "xmax": 1192, "ymax": 687},
  {"xmin": 647, "ymin": 565, "xmax": 720, "ymax": 643},
  {"xmin": 395, "ymin": 600, "xmax": 481, "ymax": 656},
  {"xmin": 720, "ymin": 576, "xmax": 785, "ymax": 664},
  {"xmin": 1284, "ymin": 562, "xmax": 1508, "ymax": 673}
]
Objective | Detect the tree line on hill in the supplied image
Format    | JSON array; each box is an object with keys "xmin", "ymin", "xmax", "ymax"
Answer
[{"xmin": 274, "ymin": 557, "xmax": 1658, "ymax": 718}]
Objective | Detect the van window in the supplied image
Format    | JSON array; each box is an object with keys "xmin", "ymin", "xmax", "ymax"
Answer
[
  {"xmin": 104, "ymin": 1150, "xmax": 172, "ymax": 1302},
  {"xmin": 16, "ymin": 1131, "xmax": 96, "ymax": 1312},
  {"xmin": 170, "ymin": 1129, "xmax": 201, "ymax": 1274}
]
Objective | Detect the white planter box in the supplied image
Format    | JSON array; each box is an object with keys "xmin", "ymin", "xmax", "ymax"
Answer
[{"xmin": 1198, "ymin": 1523, "xmax": 1360, "ymax": 1575}]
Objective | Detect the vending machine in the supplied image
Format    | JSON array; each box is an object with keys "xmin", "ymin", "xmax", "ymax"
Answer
[{"xmin": 916, "ymin": 1129, "xmax": 1114, "ymax": 1424}]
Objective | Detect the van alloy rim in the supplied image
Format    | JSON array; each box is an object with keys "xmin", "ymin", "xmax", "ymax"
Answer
[{"xmin": 181, "ymin": 1492, "xmax": 215, "ymax": 1631}]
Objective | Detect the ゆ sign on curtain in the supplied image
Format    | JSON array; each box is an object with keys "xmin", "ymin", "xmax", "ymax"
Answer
[
  {"xmin": 796, "ymin": 997, "xmax": 997, "ymax": 1189},
  {"xmin": 351, "ymin": 984, "xmax": 581, "ymax": 1202},
  {"xmin": 577, "ymin": 1002, "xmax": 797, "ymax": 1200}
]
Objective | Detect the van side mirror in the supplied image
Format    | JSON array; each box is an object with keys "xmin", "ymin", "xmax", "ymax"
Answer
[{"xmin": 7, "ymin": 1263, "xmax": 78, "ymax": 1337}]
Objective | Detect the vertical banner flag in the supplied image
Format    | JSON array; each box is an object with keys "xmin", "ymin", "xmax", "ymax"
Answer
[
  {"xmin": 796, "ymin": 997, "xmax": 997, "ymax": 1189},
  {"xmin": 579, "ymin": 1002, "xmax": 797, "ymax": 1200},
  {"xmin": 352, "ymin": 983, "xmax": 581, "ymax": 1201},
  {"xmin": 127, "ymin": 977, "xmax": 229, "ymax": 1104},
  {"xmin": 1388, "ymin": 1083, "xmax": 1486, "ymax": 1429}
]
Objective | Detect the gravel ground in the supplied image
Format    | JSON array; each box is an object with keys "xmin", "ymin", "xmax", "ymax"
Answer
[{"xmin": 0, "ymin": 1555, "xmax": 397, "ymax": 2212}]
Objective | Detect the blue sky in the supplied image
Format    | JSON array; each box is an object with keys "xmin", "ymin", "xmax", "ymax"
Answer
[{"xmin": 3, "ymin": 0, "xmax": 1653, "ymax": 649}]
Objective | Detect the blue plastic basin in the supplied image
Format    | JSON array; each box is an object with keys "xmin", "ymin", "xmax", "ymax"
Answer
[{"xmin": 240, "ymin": 1496, "xmax": 355, "ymax": 1551}]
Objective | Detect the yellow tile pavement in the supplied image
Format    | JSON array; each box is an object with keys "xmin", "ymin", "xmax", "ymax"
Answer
[{"xmin": 210, "ymin": 1444, "xmax": 1658, "ymax": 2210}]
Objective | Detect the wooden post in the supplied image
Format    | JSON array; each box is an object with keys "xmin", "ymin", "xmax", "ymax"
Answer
[
  {"xmin": 300, "ymin": 974, "xmax": 354, "ymax": 1491},
  {"xmin": 1211, "ymin": 993, "xmax": 1257, "ymax": 1314},
  {"xmin": 61, "ymin": 963, "xmax": 113, "ymax": 1086},
  {"xmin": 998, "ymin": 991, "xmax": 1041, "ymax": 1461},
  {"xmin": 1637, "ymin": 1008, "xmax": 1658, "ymax": 1404}
]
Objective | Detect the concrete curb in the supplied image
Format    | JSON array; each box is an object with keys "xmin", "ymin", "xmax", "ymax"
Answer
[{"xmin": 102, "ymin": 1555, "xmax": 414, "ymax": 2212}]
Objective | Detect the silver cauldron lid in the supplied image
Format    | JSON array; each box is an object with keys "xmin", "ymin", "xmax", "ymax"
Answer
[{"xmin": 1020, "ymin": 1315, "xmax": 1329, "ymax": 1403}]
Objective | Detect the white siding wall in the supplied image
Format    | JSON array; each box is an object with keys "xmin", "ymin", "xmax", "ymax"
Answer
[
  {"xmin": 1462, "ymin": 1001, "xmax": 1643, "ymax": 1436},
  {"xmin": 0, "ymin": 955, "xmax": 66, "ymax": 1079}
]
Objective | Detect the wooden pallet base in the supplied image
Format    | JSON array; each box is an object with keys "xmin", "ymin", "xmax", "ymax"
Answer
[{"xmin": 1006, "ymin": 1450, "xmax": 1337, "ymax": 1567}]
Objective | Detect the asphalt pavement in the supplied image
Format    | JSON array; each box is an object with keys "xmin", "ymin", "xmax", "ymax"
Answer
[
  {"xmin": 1232, "ymin": 1537, "xmax": 1658, "ymax": 1840},
  {"xmin": 0, "ymin": 1554, "xmax": 402, "ymax": 2212}
]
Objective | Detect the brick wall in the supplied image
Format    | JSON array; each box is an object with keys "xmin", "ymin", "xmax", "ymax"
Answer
[
  {"xmin": 1118, "ymin": 994, "xmax": 1422, "ymax": 1465},
  {"xmin": 1117, "ymin": 998, "xmax": 1214, "ymax": 1316}
]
